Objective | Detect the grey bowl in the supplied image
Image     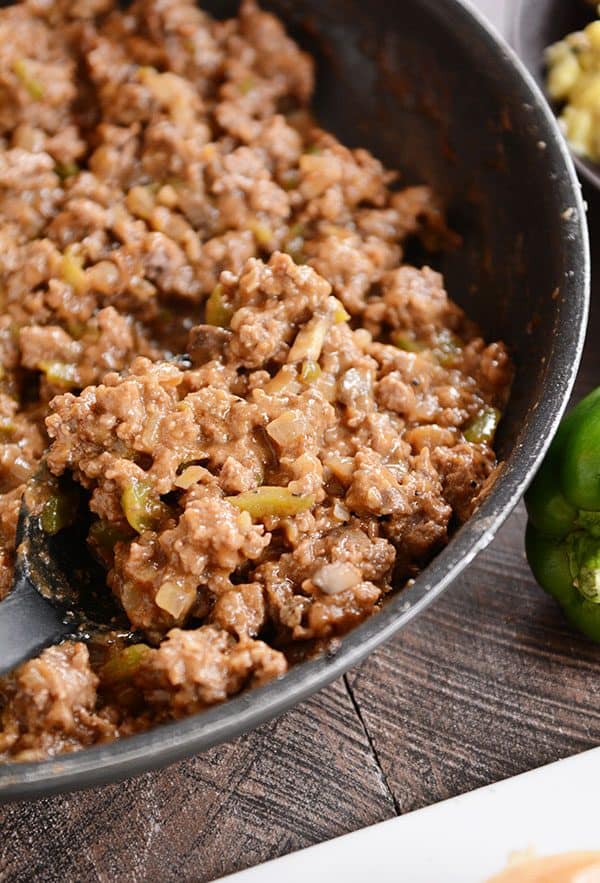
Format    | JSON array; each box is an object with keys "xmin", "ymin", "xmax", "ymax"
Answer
[
  {"xmin": 512, "ymin": 0, "xmax": 600, "ymax": 190},
  {"xmin": 0, "ymin": 0, "xmax": 589, "ymax": 801}
]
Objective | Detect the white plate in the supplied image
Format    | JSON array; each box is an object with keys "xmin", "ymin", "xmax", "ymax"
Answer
[{"xmin": 218, "ymin": 748, "xmax": 600, "ymax": 882}]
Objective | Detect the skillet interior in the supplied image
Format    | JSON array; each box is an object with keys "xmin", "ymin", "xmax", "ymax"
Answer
[
  {"xmin": 203, "ymin": 0, "xmax": 586, "ymax": 463},
  {"xmin": 0, "ymin": 0, "xmax": 589, "ymax": 800}
]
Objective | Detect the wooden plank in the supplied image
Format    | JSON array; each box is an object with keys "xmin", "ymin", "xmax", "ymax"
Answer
[
  {"xmin": 346, "ymin": 506, "xmax": 600, "ymax": 814},
  {"xmin": 0, "ymin": 679, "xmax": 395, "ymax": 883}
]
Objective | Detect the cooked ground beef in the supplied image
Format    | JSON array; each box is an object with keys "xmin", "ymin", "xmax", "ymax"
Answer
[{"xmin": 0, "ymin": 0, "xmax": 513, "ymax": 762}]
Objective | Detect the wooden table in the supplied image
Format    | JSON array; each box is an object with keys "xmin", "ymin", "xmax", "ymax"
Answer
[{"xmin": 2, "ymin": 3, "xmax": 600, "ymax": 881}]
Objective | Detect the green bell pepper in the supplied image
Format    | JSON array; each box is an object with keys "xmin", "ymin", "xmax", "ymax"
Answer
[{"xmin": 525, "ymin": 386, "xmax": 600, "ymax": 641}]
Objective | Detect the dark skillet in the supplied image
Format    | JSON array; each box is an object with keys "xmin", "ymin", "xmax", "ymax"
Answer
[
  {"xmin": 512, "ymin": 0, "xmax": 600, "ymax": 190},
  {"xmin": 0, "ymin": 0, "xmax": 589, "ymax": 801}
]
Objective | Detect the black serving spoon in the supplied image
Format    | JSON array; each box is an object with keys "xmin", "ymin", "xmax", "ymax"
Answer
[
  {"xmin": 512, "ymin": 0, "xmax": 600, "ymax": 191},
  {"xmin": 0, "ymin": 479, "xmax": 132, "ymax": 676}
]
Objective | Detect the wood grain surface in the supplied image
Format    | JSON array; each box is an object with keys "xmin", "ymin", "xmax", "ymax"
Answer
[{"xmin": 2, "ymin": 3, "xmax": 600, "ymax": 881}]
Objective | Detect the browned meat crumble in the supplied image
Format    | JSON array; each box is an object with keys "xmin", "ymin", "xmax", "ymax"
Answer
[{"xmin": 0, "ymin": 0, "xmax": 512, "ymax": 762}]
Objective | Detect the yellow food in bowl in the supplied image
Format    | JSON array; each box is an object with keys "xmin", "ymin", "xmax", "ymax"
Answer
[{"xmin": 546, "ymin": 14, "xmax": 600, "ymax": 162}]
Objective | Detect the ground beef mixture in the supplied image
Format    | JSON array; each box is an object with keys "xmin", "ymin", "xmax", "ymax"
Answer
[{"xmin": 0, "ymin": 0, "xmax": 513, "ymax": 763}]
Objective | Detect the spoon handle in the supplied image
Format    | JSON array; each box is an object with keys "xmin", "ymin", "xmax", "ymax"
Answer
[{"xmin": 0, "ymin": 573, "xmax": 71, "ymax": 677}]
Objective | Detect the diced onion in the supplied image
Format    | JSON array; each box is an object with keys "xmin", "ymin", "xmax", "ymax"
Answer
[
  {"xmin": 287, "ymin": 316, "xmax": 329, "ymax": 363},
  {"xmin": 333, "ymin": 500, "xmax": 350, "ymax": 522},
  {"xmin": 155, "ymin": 581, "xmax": 196, "ymax": 619},
  {"xmin": 266, "ymin": 411, "xmax": 306, "ymax": 446},
  {"xmin": 312, "ymin": 562, "xmax": 362, "ymax": 595},
  {"xmin": 263, "ymin": 365, "xmax": 299, "ymax": 395},
  {"xmin": 174, "ymin": 465, "xmax": 207, "ymax": 489},
  {"xmin": 325, "ymin": 454, "xmax": 354, "ymax": 482}
]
